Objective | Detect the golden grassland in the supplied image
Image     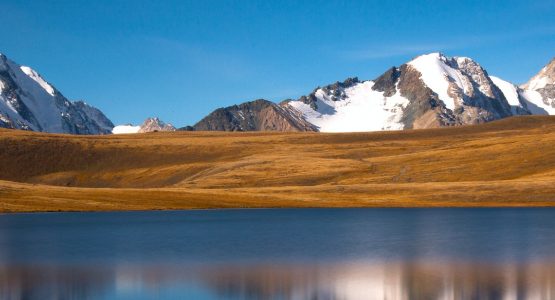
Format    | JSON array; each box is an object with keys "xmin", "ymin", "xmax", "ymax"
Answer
[{"xmin": 1, "ymin": 115, "xmax": 555, "ymax": 212}]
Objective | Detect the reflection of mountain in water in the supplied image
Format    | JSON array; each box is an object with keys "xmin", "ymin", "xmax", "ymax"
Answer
[
  {"xmin": 2, "ymin": 209, "xmax": 555, "ymax": 299},
  {"xmin": 2, "ymin": 261, "xmax": 555, "ymax": 299}
]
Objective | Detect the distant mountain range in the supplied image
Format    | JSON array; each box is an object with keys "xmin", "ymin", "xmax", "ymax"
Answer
[
  {"xmin": 1, "ymin": 52, "xmax": 554, "ymax": 134},
  {"xmin": 186, "ymin": 53, "xmax": 555, "ymax": 132}
]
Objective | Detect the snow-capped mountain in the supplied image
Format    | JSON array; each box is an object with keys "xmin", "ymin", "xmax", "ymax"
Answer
[
  {"xmin": 113, "ymin": 117, "xmax": 176, "ymax": 134},
  {"xmin": 520, "ymin": 58, "xmax": 555, "ymax": 114},
  {"xmin": 193, "ymin": 53, "xmax": 545, "ymax": 133},
  {"xmin": 0, "ymin": 53, "xmax": 113, "ymax": 134},
  {"xmin": 4, "ymin": 51, "xmax": 554, "ymax": 134},
  {"xmin": 286, "ymin": 53, "xmax": 532, "ymax": 132}
]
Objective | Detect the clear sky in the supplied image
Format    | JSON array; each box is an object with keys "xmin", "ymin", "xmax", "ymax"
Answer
[{"xmin": 1, "ymin": 0, "xmax": 554, "ymax": 127}]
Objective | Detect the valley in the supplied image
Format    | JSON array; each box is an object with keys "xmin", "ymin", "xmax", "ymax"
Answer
[{"xmin": 1, "ymin": 115, "xmax": 555, "ymax": 212}]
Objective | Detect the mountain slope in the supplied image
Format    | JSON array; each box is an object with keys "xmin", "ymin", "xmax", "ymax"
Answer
[
  {"xmin": 195, "ymin": 53, "xmax": 536, "ymax": 133},
  {"xmin": 192, "ymin": 99, "xmax": 318, "ymax": 132},
  {"xmin": 1, "ymin": 115, "xmax": 555, "ymax": 211},
  {"xmin": 0, "ymin": 53, "xmax": 113, "ymax": 134},
  {"xmin": 138, "ymin": 117, "xmax": 176, "ymax": 133},
  {"xmin": 286, "ymin": 53, "xmax": 530, "ymax": 132},
  {"xmin": 520, "ymin": 58, "xmax": 555, "ymax": 114}
]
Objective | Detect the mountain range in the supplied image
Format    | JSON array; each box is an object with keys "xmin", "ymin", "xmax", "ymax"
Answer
[{"xmin": 1, "ymin": 52, "xmax": 554, "ymax": 134}]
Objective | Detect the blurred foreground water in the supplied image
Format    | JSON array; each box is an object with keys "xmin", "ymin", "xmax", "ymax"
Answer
[{"xmin": 0, "ymin": 208, "xmax": 554, "ymax": 299}]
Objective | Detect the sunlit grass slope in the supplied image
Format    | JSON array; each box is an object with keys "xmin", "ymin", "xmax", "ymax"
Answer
[{"xmin": 1, "ymin": 115, "xmax": 555, "ymax": 212}]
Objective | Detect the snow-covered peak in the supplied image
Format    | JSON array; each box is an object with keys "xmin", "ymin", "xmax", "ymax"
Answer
[
  {"xmin": 408, "ymin": 53, "xmax": 468, "ymax": 110},
  {"xmin": 282, "ymin": 52, "xmax": 528, "ymax": 133},
  {"xmin": 0, "ymin": 53, "xmax": 113, "ymax": 134},
  {"xmin": 519, "ymin": 57, "xmax": 555, "ymax": 114},
  {"xmin": 409, "ymin": 52, "xmax": 449, "ymax": 64},
  {"xmin": 523, "ymin": 58, "xmax": 555, "ymax": 90},
  {"xmin": 20, "ymin": 66, "xmax": 56, "ymax": 96},
  {"xmin": 407, "ymin": 52, "xmax": 505, "ymax": 114}
]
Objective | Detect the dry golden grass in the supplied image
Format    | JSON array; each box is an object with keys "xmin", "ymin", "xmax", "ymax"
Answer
[{"xmin": 1, "ymin": 115, "xmax": 555, "ymax": 212}]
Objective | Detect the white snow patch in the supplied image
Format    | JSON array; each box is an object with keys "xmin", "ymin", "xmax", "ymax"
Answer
[
  {"xmin": 527, "ymin": 76, "xmax": 549, "ymax": 90},
  {"xmin": 408, "ymin": 53, "xmax": 465, "ymax": 111},
  {"xmin": 112, "ymin": 124, "xmax": 141, "ymax": 134},
  {"xmin": 288, "ymin": 81, "xmax": 410, "ymax": 132},
  {"xmin": 20, "ymin": 66, "xmax": 56, "ymax": 96},
  {"xmin": 455, "ymin": 56, "xmax": 473, "ymax": 64},
  {"xmin": 490, "ymin": 76, "xmax": 522, "ymax": 114},
  {"xmin": 521, "ymin": 90, "xmax": 554, "ymax": 115},
  {"xmin": 0, "ymin": 114, "xmax": 9, "ymax": 123}
]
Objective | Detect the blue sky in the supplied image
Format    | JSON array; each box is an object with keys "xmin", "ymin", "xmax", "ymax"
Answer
[{"xmin": 1, "ymin": 0, "xmax": 554, "ymax": 127}]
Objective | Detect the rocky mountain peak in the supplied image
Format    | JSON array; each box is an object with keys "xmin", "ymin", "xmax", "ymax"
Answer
[
  {"xmin": 0, "ymin": 53, "xmax": 113, "ymax": 134},
  {"xmin": 523, "ymin": 57, "xmax": 555, "ymax": 90},
  {"xmin": 112, "ymin": 117, "xmax": 176, "ymax": 134},
  {"xmin": 139, "ymin": 117, "xmax": 176, "ymax": 133},
  {"xmin": 520, "ymin": 57, "xmax": 555, "ymax": 114},
  {"xmin": 192, "ymin": 99, "xmax": 317, "ymax": 132},
  {"xmin": 407, "ymin": 52, "xmax": 513, "ymax": 121},
  {"xmin": 282, "ymin": 52, "xmax": 534, "ymax": 132}
]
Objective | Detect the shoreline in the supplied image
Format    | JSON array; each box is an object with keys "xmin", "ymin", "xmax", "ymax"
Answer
[{"xmin": 3, "ymin": 205, "xmax": 555, "ymax": 214}]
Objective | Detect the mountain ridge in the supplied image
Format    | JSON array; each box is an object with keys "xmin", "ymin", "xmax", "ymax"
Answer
[
  {"xmin": 2, "ymin": 52, "xmax": 555, "ymax": 135},
  {"xmin": 0, "ymin": 53, "xmax": 113, "ymax": 134},
  {"xmin": 186, "ymin": 52, "xmax": 553, "ymax": 133},
  {"xmin": 190, "ymin": 99, "xmax": 318, "ymax": 132},
  {"xmin": 520, "ymin": 57, "xmax": 555, "ymax": 114}
]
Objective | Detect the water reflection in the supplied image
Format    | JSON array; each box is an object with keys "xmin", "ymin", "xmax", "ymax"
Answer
[
  {"xmin": 2, "ymin": 260, "xmax": 555, "ymax": 299},
  {"xmin": 1, "ymin": 209, "xmax": 555, "ymax": 299}
]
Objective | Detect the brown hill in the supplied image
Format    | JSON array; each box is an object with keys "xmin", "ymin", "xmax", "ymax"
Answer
[
  {"xmin": 1, "ymin": 115, "xmax": 555, "ymax": 212},
  {"xmin": 192, "ymin": 99, "xmax": 317, "ymax": 132}
]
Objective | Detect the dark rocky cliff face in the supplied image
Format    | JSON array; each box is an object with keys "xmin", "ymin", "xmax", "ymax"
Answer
[
  {"xmin": 297, "ymin": 77, "xmax": 360, "ymax": 111},
  {"xmin": 73, "ymin": 101, "xmax": 114, "ymax": 130},
  {"xmin": 193, "ymin": 99, "xmax": 317, "ymax": 132},
  {"xmin": 369, "ymin": 64, "xmax": 459, "ymax": 129}
]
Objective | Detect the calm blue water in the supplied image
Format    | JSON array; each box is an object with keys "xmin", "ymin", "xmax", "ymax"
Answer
[{"xmin": 0, "ymin": 208, "xmax": 554, "ymax": 299}]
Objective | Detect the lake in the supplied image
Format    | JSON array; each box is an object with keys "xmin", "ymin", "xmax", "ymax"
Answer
[{"xmin": 0, "ymin": 208, "xmax": 554, "ymax": 299}]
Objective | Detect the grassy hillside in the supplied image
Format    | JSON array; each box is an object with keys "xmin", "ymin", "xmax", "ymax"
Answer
[{"xmin": 1, "ymin": 115, "xmax": 555, "ymax": 212}]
